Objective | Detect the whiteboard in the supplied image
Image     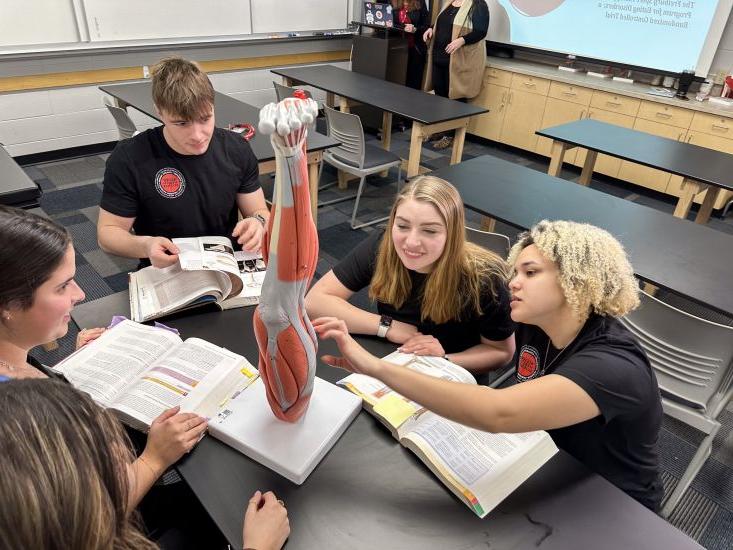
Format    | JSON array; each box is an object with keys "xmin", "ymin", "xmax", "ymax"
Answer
[
  {"xmin": 0, "ymin": 0, "xmax": 79, "ymax": 47},
  {"xmin": 251, "ymin": 0, "xmax": 348, "ymax": 34},
  {"xmin": 82, "ymin": 0, "xmax": 252, "ymax": 42}
]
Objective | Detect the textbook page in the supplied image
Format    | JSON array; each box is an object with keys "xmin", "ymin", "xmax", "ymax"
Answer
[
  {"xmin": 221, "ymin": 250, "xmax": 267, "ymax": 309},
  {"xmin": 130, "ymin": 263, "xmax": 230, "ymax": 321},
  {"xmin": 55, "ymin": 320, "xmax": 182, "ymax": 407},
  {"xmin": 174, "ymin": 236, "xmax": 240, "ymax": 278},
  {"xmin": 400, "ymin": 413, "xmax": 558, "ymax": 517},
  {"xmin": 110, "ymin": 337, "xmax": 257, "ymax": 428},
  {"xmin": 338, "ymin": 353, "xmax": 476, "ymax": 433}
]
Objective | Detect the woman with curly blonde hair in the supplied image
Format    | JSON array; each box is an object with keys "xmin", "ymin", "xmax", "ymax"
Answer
[
  {"xmin": 305, "ymin": 176, "xmax": 515, "ymax": 373},
  {"xmin": 313, "ymin": 220, "xmax": 664, "ymax": 511}
]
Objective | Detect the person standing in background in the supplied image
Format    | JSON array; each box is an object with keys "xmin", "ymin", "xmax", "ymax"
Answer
[
  {"xmin": 423, "ymin": 0, "xmax": 489, "ymax": 149},
  {"xmin": 394, "ymin": 0, "xmax": 430, "ymax": 90}
]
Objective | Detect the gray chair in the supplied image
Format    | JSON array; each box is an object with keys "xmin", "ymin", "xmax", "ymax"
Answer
[
  {"xmin": 465, "ymin": 227, "xmax": 511, "ymax": 259},
  {"xmin": 620, "ymin": 290, "xmax": 733, "ymax": 517},
  {"xmin": 322, "ymin": 106, "xmax": 402, "ymax": 229},
  {"xmin": 273, "ymin": 81, "xmax": 313, "ymax": 102},
  {"xmin": 466, "ymin": 226, "xmax": 515, "ymax": 388},
  {"xmin": 103, "ymin": 96, "xmax": 138, "ymax": 140}
]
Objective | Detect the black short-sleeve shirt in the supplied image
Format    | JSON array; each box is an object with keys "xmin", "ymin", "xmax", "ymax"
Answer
[
  {"xmin": 332, "ymin": 230, "xmax": 515, "ymax": 353},
  {"xmin": 101, "ymin": 126, "xmax": 259, "ymax": 240},
  {"xmin": 514, "ymin": 315, "xmax": 664, "ymax": 511}
]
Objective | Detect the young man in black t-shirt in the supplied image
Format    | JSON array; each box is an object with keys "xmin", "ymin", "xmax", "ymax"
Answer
[
  {"xmin": 313, "ymin": 220, "xmax": 664, "ymax": 511},
  {"xmin": 98, "ymin": 57, "xmax": 270, "ymax": 268}
]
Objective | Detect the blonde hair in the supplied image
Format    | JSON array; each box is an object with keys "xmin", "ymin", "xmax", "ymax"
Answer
[
  {"xmin": 151, "ymin": 56, "xmax": 215, "ymax": 120},
  {"xmin": 0, "ymin": 380, "xmax": 157, "ymax": 550},
  {"xmin": 370, "ymin": 176, "xmax": 509, "ymax": 323},
  {"xmin": 507, "ymin": 220, "xmax": 639, "ymax": 319}
]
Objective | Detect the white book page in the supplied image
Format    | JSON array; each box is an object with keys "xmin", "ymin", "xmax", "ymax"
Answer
[
  {"xmin": 174, "ymin": 236, "xmax": 239, "ymax": 277},
  {"xmin": 110, "ymin": 337, "xmax": 256, "ymax": 425},
  {"xmin": 131, "ymin": 264, "xmax": 229, "ymax": 321},
  {"xmin": 55, "ymin": 320, "xmax": 182, "ymax": 407}
]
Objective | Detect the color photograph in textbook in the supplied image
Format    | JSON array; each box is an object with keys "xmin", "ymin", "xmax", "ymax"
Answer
[
  {"xmin": 339, "ymin": 352, "xmax": 558, "ymax": 517},
  {"xmin": 129, "ymin": 235, "xmax": 266, "ymax": 322}
]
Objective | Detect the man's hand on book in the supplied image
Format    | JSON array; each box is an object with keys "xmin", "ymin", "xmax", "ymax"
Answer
[
  {"xmin": 398, "ymin": 334, "xmax": 445, "ymax": 358},
  {"xmin": 312, "ymin": 317, "xmax": 382, "ymax": 377},
  {"xmin": 146, "ymin": 237, "xmax": 180, "ymax": 268},
  {"xmin": 144, "ymin": 406, "xmax": 208, "ymax": 469},
  {"xmin": 75, "ymin": 327, "xmax": 106, "ymax": 350},
  {"xmin": 243, "ymin": 490, "xmax": 290, "ymax": 550},
  {"xmin": 232, "ymin": 217, "xmax": 264, "ymax": 253}
]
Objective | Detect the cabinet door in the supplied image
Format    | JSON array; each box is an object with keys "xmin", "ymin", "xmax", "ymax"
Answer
[
  {"xmin": 536, "ymin": 97, "xmax": 587, "ymax": 163},
  {"xmin": 468, "ymin": 83, "xmax": 508, "ymax": 142},
  {"xmin": 617, "ymin": 119, "xmax": 686, "ymax": 192},
  {"xmin": 500, "ymin": 89, "xmax": 548, "ymax": 151},
  {"xmin": 576, "ymin": 109, "xmax": 635, "ymax": 177},
  {"xmin": 666, "ymin": 131, "xmax": 733, "ymax": 209}
]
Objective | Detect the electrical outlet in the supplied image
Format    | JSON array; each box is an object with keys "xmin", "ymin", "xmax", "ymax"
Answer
[{"xmin": 143, "ymin": 65, "xmax": 150, "ymax": 78}]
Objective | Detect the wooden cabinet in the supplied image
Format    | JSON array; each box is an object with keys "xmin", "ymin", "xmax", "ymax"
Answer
[
  {"xmin": 499, "ymin": 74, "xmax": 549, "ymax": 151},
  {"xmin": 468, "ymin": 82, "xmax": 508, "ymax": 142},
  {"xmin": 468, "ymin": 65, "xmax": 733, "ymax": 210},
  {"xmin": 536, "ymin": 82, "xmax": 592, "ymax": 162}
]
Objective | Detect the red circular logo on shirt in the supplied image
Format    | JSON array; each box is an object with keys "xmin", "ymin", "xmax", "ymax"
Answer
[
  {"xmin": 517, "ymin": 345, "xmax": 540, "ymax": 381},
  {"xmin": 154, "ymin": 168, "xmax": 186, "ymax": 199}
]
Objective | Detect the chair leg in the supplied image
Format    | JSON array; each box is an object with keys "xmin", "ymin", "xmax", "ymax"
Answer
[
  {"xmin": 660, "ymin": 423, "xmax": 720, "ymax": 518},
  {"xmin": 316, "ymin": 161, "xmax": 357, "ymax": 208},
  {"xmin": 350, "ymin": 176, "xmax": 368, "ymax": 229}
]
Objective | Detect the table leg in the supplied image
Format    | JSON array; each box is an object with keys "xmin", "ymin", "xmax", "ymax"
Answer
[
  {"xmin": 308, "ymin": 153, "xmax": 322, "ymax": 223},
  {"xmin": 339, "ymin": 97, "xmax": 350, "ymax": 114},
  {"xmin": 326, "ymin": 92, "xmax": 335, "ymax": 108},
  {"xmin": 480, "ymin": 217, "xmax": 496, "ymax": 232},
  {"xmin": 578, "ymin": 150, "xmax": 598, "ymax": 186},
  {"xmin": 282, "ymin": 77, "xmax": 294, "ymax": 87},
  {"xmin": 548, "ymin": 141, "xmax": 568, "ymax": 177},
  {"xmin": 694, "ymin": 186, "xmax": 719, "ymax": 225},
  {"xmin": 380, "ymin": 112, "xmax": 393, "ymax": 177},
  {"xmin": 450, "ymin": 124, "xmax": 467, "ymax": 165},
  {"xmin": 407, "ymin": 122, "xmax": 426, "ymax": 179},
  {"xmin": 673, "ymin": 178, "xmax": 701, "ymax": 219}
]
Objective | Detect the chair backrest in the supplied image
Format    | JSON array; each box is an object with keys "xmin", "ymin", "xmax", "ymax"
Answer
[
  {"xmin": 620, "ymin": 290, "xmax": 733, "ymax": 416},
  {"xmin": 273, "ymin": 81, "xmax": 313, "ymax": 102},
  {"xmin": 465, "ymin": 227, "xmax": 511, "ymax": 259},
  {"xmin": 323, "ymin": 105, "xmax": 366, "ymax": 169},
  {"xmin": 102, "ymin": 96, "xmax": 137, "ymax": 140}
]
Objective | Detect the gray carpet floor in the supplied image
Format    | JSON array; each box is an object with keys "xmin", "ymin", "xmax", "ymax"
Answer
[{"xmin": 23, "ymin": 126, "xmax": 733, "ymax": 549}]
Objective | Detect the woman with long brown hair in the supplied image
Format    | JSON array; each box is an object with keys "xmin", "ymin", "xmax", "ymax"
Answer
[
  {"xmin": 305, "ymin": 176, "xmax": 515, "ymax": 373},
  {"xmin": 393, "ymin": 0, "xmax": 430, "ymax": 90}
]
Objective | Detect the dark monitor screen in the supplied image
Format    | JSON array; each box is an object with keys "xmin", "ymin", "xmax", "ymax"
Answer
[{"xmin": 364, "ymin": 2, "xmax": 394, "ymax": 28}]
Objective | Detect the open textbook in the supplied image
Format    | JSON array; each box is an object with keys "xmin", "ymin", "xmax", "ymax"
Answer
[
  {"xmin": 54, "ymin": 320, "xmax": 360, "ymax": 484},
  {"xmin": 129, "ymin": 236, "xmax": 266, "ymax": 322},
  {"xmin": 338, "ymin": 352, "xmax": 558, "ymax": 518}
]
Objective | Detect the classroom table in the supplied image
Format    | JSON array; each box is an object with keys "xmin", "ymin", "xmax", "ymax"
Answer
[
  {"xmin": 99, "ymin": 81, "xmax": 339, "ymax": 221},
  {"xmin": 71, "ymin": 293, "xmax": 701, "ymax": 550},
  {"xmin": 536, "ymin": 118, "xmax": 733, "ymax": 224},
  {"xmin": 432, "ymin": 154, "xmax": 733, "ymax": 319},
  {"xmin": 271, "ymin": 64, "xmax": 488, "ymax": 179},
  {"xmin": 0, "ymin": 145, "xmax": 41, "ymax": 208}
]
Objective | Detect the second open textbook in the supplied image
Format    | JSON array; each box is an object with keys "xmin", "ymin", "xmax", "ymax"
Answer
[
  {"xmin": 54, "ymin": 320, "xmax": 360, "ymax": 484},
  {"xmin": 338, "ymin": 353, "xmax": 559, "ymax": 517},
  {"xmin": 129, "ymin": 236, "xmax": 266, "ymax": 322}
]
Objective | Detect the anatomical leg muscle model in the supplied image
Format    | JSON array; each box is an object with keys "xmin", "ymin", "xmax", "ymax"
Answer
[{"xmin": 254, "ymin": 94, "xmax": 320, "ymax": 422}]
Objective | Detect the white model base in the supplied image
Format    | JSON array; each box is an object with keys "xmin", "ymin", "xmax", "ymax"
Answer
[{"xmin": 209, "ymin": 377, "xmax": 361, "ymax": 484}]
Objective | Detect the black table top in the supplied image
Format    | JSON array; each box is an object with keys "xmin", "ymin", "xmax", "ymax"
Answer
[
  {"xmin": 433, "ymin": 154, "xmax": 733, "ymax": 318},
  {"xmin": 272, "ymin": 65, "xmax": 487, "ymax": 125},
  {"xmin": 536, "ymin": 119, "xmax": 733, "ymax": 191},
  {"xmin": 0, "ymin": 146, "xmax": 41, "ymax": 208},
  {"xmin": 99, "ymin": 82, "xmax": 338, "ymax": 162},
  {"xmin": 70, "ymin": 295, "xmax": 700, "ymax": 550}
]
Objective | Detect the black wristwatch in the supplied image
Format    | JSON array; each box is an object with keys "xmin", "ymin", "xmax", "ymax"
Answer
[{"xmin": 377, "ymin": 315, "xmax": 393, "ymax": 338}]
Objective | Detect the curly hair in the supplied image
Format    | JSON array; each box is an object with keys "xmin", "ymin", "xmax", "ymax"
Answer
[{"xmin": 507, "ymin": 220, "xmax": 639, "ymax": 319}]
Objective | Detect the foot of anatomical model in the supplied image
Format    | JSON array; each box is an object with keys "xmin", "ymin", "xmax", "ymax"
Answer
[{"xmin": 254, "ymin": 93, "xmax": 320, "ymax": 422}]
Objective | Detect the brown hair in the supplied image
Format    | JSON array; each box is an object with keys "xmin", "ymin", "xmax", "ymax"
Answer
[
  {"xmin": 151, "ymin": 56, "xmax": 215, "ymax": 120},
  {"xmin": 370, "ymin": 176, "xmax": 509, "ymax": 324},
  {"xmin": 0, "ymin": 205, "xmax": 71, "ymax": 311},
  {"xmin": 0, "ymin": 380, "xmax": 157, "ymax": 550}
]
